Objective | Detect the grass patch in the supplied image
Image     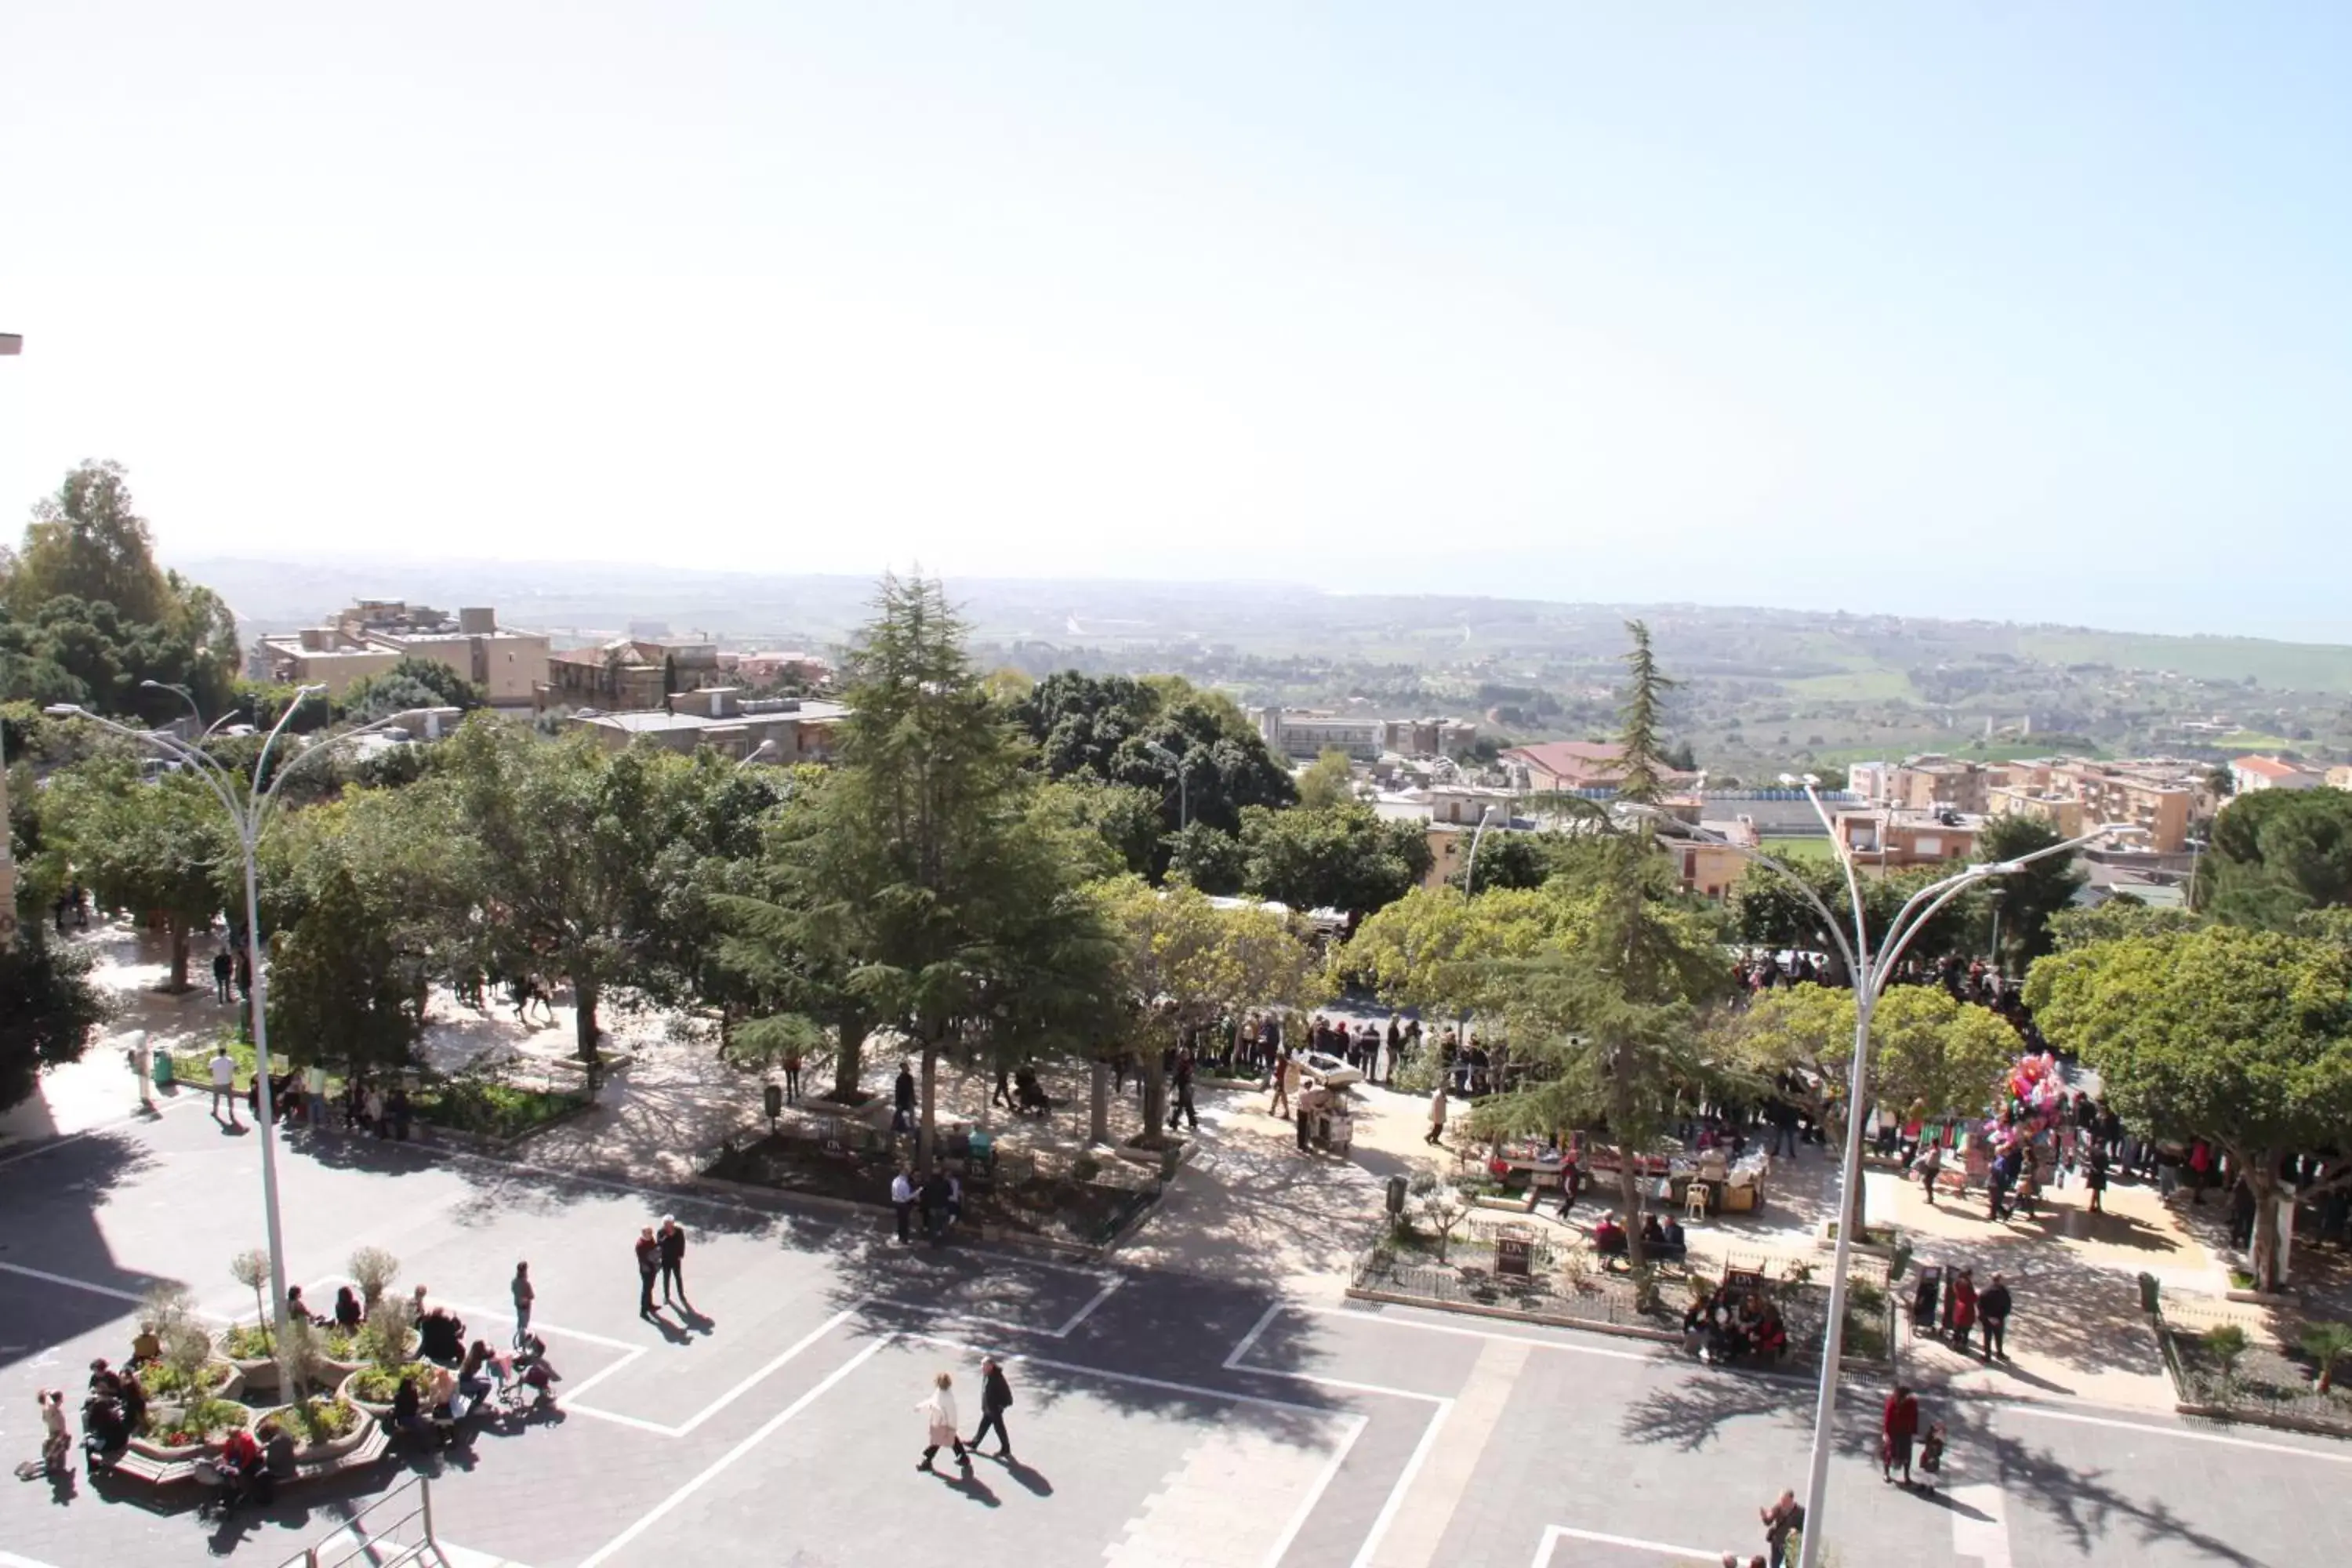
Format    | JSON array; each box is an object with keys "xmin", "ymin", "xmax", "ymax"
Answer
[
  {"xmin": 411, "ymin": 1079, "xmax": 589, "ymax": 1140},
  {"xmin": 1759, "ymin": 836, "xmax": 1839, "ymax": 865}
]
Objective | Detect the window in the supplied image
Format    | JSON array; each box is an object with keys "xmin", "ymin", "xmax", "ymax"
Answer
[{"xmin": 1913, "ymin": 835, "xmax": 1943, "ymax": 857}]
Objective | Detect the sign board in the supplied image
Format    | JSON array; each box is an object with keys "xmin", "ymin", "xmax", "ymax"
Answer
[
  {"xmin": 1494, "ymin": 1235, "xmax": 1533, "ymax": 1280},
  {"xmin": 1722, "ymin": 1266, "xmax": 1766, "ymax": 1296}
]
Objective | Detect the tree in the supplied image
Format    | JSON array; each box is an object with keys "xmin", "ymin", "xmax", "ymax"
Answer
[
  {"xmin": 438, "ymin": 723, "xmax": 732, "ymax": 1061},
  {"xmin": 339, "ymin": 657, "xmax": 485, "ymax": 720},
  {"xmin": 1730, "ymin": 858, "xmax": 1979, "ymax": 981},
  {"xmin": 1098, "ymin": 877, "xmax": 1319, "ymax": 1142},
  {"xmin": 47, "ymin": 760, "xmax": 234, "ymax": 990},
  {"xmin": 1972, "ymin": 815, "xmax": 2085, "ymax": 967},
  {"xmin": 1296, "ymin": 748, "xmax": 1356, "ymax": 811},
  {"xmin": 1467, "ymin": 624, "xmax": 1728, "ymax": 1291},
  {"xmin": 4, "ymin": 461, "xmax": 173, "ymax": 626},
  {"xmin": 746, "ymin": 577, "xmax": 1120, "ymax": 1174},
  {"xmin": 1239, "ymin": 802, "xmax": 1432, "ymax": 919},
  {"xmin": 2195, "ymin": 788, "xmax": 2352, "ymax": 930},
  {"xmin": 2048, "ymin": 902, "xmax": 2203, "ymax": 951},
  {"xmin": 2027, "ymin": 925, "xmax": 2352, "ymax": 1291},
  {"xmin": 1339, "ymin": 886, "xmax": 1552, "ymax": 1019},
  {"xmin": 0, "ymin": 934, "xmax": 111, "ymax": 1112},
  {"xmin": 2302, "ymin": 1321, "xmax": 2352, "ymax": 1395},
  {"xmin": 1448, "ymin": 830, "xmax": 1555, "ymax": 894},
  {"xmin": 1163, "ymin": 822, "xmax": 1245, "ymax": 894}
]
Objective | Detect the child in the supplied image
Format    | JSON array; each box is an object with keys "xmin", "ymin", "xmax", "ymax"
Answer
[{"xmin": 1917, "ymin": 1422, "xmax": 1947, "ymax": 1492}]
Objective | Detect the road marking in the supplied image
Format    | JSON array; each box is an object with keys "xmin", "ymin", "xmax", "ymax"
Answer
[
  {"xmin": 1531, "ymin": 1524, "xmax": 1721, "ymax": 1565},
  {"xmin": 1351, "ymin": 1401, "xmax": 1452, "ymax": 1568},
  {"xmin": 1297, "ymin": 1302, "xmax": 1653, "ymax": 1362},
  {"xmin": 909, "ymin": 1333, "xmax": 1348, "ymax": 1417},
  {"xmin": 2001, "ymin": 1403, "xmax": 2352, "ymax": 1464},
  {"xmin": 1267, "ymin": 1413, "xmax": 1370, "ymax": 1568},
  {"xmin": 0, "ymin": 1549, "xmax": 69, "ymax": 1568},
  {"xmin": 1951, "ymin": 1483, "xmax": 2013, "ymax": 1568},
  {"xmin": 575, "ymin": 1334, "xmax": 892, "ymax": 1568},
  {"xmin": 0, "ymin": 1094, "xmax": 203, "ymax": 1171},
  {"xmin": 1224, "ymin": 1302, "xmax": 1285, "ymax": 1370},
  {"xmin": 1362, "ymin": 1337, "xmax": 1530, "ymax": 1567},
  {"xmin": 0, "ymin": 1259, "xmax": 219, "ymax": 1316},
  {"xmin": 566, "ymin": 1308, "xmax": 858, "ymax": 1438},
  {"xmin": 1056, "ymin": 1276, "xmax": 1122, "ymax": 1335}
]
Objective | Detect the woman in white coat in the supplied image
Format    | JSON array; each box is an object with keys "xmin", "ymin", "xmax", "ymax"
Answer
[{"xmin": 916, "ymin": 1370, "xmax": 970, "ymax": 1473}]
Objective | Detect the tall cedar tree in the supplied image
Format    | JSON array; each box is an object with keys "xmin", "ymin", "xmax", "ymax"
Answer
[{"xmin": 768, "ymin": 576, "xmax": 1119, "ymax": 1174}]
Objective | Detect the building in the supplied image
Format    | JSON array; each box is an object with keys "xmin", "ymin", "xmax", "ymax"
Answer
[
  {"xmin": 1257, "ymin": 707, "xmax": 1383, "ymax": 760},
  {"xmin": 1832, "ymin": 808, "xmax": 1983, "ymax": 868},
  {"xmin": 1378, "ymin": 717, "xmax": 1479, "ymax": 759},
  {"xmin": 2328, "ymin": 766, "xmax": 2352, "ymax": 792},
  {"xmin": 1500, "ymin": 740, "xmax": 1700, "ymax": 795},
  {"xmin": 2231, "ymin": 755, "xmax": 2322, "ymax": 794},
  {"xmin": 568, "ymin": 688, "xmax": 852, "ymax": 761},
  {"xmin": 255, "ymin": 601, "xmax": 550, "ymax": 703},
  {"xmin": 1859, "ymin": 752, "xmax": 2205, "ymax": 852},
  {"xmin": 1884, "ymin": 757, "xmax": 1993, "ymax": 815},
  {"xmin": 543, "ymin": 638, "xmax": 725, "ymax": 713},
  {"xmin": 722, "ymin": 650, "xmax": 835, "ymax": 689}
]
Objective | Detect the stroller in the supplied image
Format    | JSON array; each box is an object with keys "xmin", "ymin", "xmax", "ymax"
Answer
[{"xmin": 495, "ymin": 1336, "xmax": 562, "ymax": 1414}]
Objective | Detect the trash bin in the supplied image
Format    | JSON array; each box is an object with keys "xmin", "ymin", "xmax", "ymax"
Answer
[
  {"xmin": 2138, "ymin": 1271, "xmax": 2161, "ymax": 1316},
  {"xmin": 1386, "ymin": 1174, "xmax": 1409, "ymax": 1217},
  {"xmin": 1912, "ymin": 1265, "xmax": 1944, "ymax": 1330},
  {"xmin": 152, "ymin": 1051, "xmax": 175, "ymax": 1089}
]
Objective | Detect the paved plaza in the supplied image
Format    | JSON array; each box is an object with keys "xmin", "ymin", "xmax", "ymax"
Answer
[{"xmin": 3, "ymin": 1083, "xmax": 2348, "ymax": 1568}]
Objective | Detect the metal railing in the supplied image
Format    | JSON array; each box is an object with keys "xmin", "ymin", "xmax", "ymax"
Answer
[{"xmin": 277, "ymin": 1474, "xmax": 435, "ymax": 1568}]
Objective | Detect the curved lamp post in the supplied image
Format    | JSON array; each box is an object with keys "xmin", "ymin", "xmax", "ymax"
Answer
[
  {"xmin": 1646, "ymin": 779, "xmax": 2119, "ymax": 1568},
  {"xmin": 1462, "ymin": 804, "xmax": 1499, "ymax": 896},
  {"xmin": 47, "ymin": 684, "xmax": 423, "ymax": 1369}
]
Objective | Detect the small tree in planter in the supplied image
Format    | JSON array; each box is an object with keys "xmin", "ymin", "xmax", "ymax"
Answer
[
  {"xmin": 2299, "ymin": 1320, "xmax": 2352, "ymax": 1395},
  {"xmin": 1408, "ymin": 1171, "xmax": 1477, "ymax": 1264},
  {"xmin": 361, "ymin": 1297, "xmax": 417, "ymax": 1370},
  {"xmin": 2204, "ymin": 1323, "xmax": 2249, "ymax": 1395},
  {"xmin": 161, "ymin": 1324, "xmax": 213, "ymax": 1400},
  {"xmin": 229, "ymin": 1247, "xmax": 271, "ymax": 1345},
  {"xmin": 349, "ymin": 1247, "xmax": 401, "ymax": 1316}
]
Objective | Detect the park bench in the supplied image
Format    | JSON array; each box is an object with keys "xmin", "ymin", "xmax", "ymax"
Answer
[{"xmin": 103, "ymin": 1421, "xmax": 390, "ymax": 1492}]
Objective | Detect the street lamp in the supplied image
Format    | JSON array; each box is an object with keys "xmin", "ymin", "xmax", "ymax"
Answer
[
  {"xmin": 1146, "ymin": 741, "xmax": 1189, "ymax": 833},
  {"xmin": 1661, "ymin": 777, "xmax": 2118, "ymax": 1568},
  {"xmin": 738, "ymin": 739, "xmax": 781, "ymax": 768},
  {"xmin": 1462, "ymin": 804, "xmax": 1499, "ymax": 895},
  {"xmin": 46, "ymin": 687, "xmax": 422, "ymax": 1375}
]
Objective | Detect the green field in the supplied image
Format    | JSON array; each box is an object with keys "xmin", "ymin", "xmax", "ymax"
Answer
[
  {"xmin": 2015, "ymin": 631, "xmax": 2352, "ymax": 694},
  {"xmin": 1759, "ymin": 835, "xmax": 1840, "ymax": 865},
  {"xmin": 1783, "ymin": 669, "xmax": 1917, "ymax": 702}
]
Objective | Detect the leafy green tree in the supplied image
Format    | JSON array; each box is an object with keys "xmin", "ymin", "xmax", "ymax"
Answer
[
  {"xmin": 2027, "ymin": 925, "xmax": 2352, "ymax": 1290},
  {"xmin": 1972, "ymin": 814, "xmax": 2085, "ymax": 967},
  {"xmin": 0, "ymin": 933, "xmax": 112, "ymax": 1112},
  {"xmin": 1730, "ymin": 858, "xmax": 1979, "ymax": 980},
  {"xmin": 1239, "ymin": 801, "xmax": 1432, "ymax": 918},
  {"xmin": 1164, "ymin": 822, "xmax": 1245, "ymax": 894},
  {"xmin": 1008, "ymin": 670, "xmax": 1295, "ymax": 847},
  {"xmin": 2049, "ymin": 902, "xmax": 2203, "ymax": 951},
  {"xmin": 439, "ymin": 723, "xmax": 739, "ymax": 1061},
  {"xmin": 1716, "ymin": 985, "xmax": 2014, "ymax": 1152},
  {"xmin": 1296, "ymin": 748, "xmax": 1356, "ymax": 811},
  {"xmin": 1448, "ymin": 830, "xmax": 1555, "ymax": 894},
  {"xmin": 1028, "ymin": 778, "xmax": 1163, "ymax": 879},
  {"xmin": 2195, "ymin": 788, "xmax": 2352, "ymax": 930},
  {"xmin": 46, "ymin": 760, "xmax": 234, "ymax": 990},
  {"xmin": 339, "ymin": 658, "xmax": 485, "ymax": 720},
  {"xmin": 1339, "ymin": 885, "xmax": 1552, "ymax": 1018},
  {"xmin": 4, "ymin": 461, "xmax": 174, "ymax": 626},
  {"xmin": 743, "ymin": 577, "xmax": 1120, "ymax": 1172}
]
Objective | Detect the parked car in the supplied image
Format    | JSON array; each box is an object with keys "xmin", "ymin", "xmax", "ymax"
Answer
[{"xmin": 1294, "ymin": 1051, "xmax": 1363, "ymax": 1089}]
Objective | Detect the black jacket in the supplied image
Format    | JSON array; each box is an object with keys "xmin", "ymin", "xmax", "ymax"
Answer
[
  {"xmin": 982, "ymin": 1366, "xmax": 1013, "ymax": 1413},
  {"xmin": 1978, "ymin": 1283, "xmax": 2012, "ymax": 1323},
  {"xmin": 659, "ymin": 1227, "xmax": 686, "ymax": 1266}
]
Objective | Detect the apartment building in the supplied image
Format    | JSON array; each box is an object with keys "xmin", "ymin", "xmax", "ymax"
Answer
[
  {"xmin": 255, "ymin": 602, "xmax": 550, "ymax": 703},
  {"xmin": 568, "ymin": 688, "xmax": 851, "ymax": 761},
  {"xmin": 1833, "ymin": 808, "xmax": 1981, "ymax": 868},
  {"xmin": 1257, "ymin": 707, "xmax": 1383, "ymax": 760},
  {"xmin": 2232, "ymin": 754, "xmax": 2322, "ymax": 794},
  {"xmin": 543, "ymin": 637, "xmax": 725, "ymax": 712},
  {"xmin": 1380, "ymin": 716, "xmax": 1479, "ymax": 759}
]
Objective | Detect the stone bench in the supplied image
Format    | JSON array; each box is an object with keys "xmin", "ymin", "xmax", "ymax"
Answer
[{"xmin": 105, "ymin": 1421, "xmax": 390, "ymax": 1490}]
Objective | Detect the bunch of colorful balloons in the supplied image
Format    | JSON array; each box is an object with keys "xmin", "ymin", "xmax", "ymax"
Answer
[{"xmin": 1984, "ymin": 1050, "xmax": 2065, "ymax": 1150}]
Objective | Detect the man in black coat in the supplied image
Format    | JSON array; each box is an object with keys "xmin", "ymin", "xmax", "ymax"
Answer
[
  {"xmin": 1977, "ymin": 1272, "xmax": 2013, "ymax": 1360},
  {"xmin": 656, "ymin": 1218, "xmax": 688, "ymax": 1306},
  {"xmin": 894, "ymin": 1062, "xmax": 917, "ymax": 1135},
  {"xmin": 968, "ymin": 1356, "xmax": 1014, "ymax": 1459}
]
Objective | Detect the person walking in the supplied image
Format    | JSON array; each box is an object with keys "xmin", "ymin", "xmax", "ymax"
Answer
[
  {"xmin": 633, "ymin": 1227, "xmax": 660, "ymax": 1319},
  {"xmin": 303, "ymin": 1061, "xmax": 329, "ymax": 1131},
  {"xmin": 212, "ymin": 949, "xmax": 235, "ymax": 1004},
  {"xmin": 1916, "ymin": 1142, "xmax": 1944, "ymax": 1206},
  {"xmin": 234, "ymin": 951, "xmax": 253, "ymax": 1004},
  {"xmin": 1267, "ymin": 1054, "xmax": 1292, "ymax": 1120},
  {"xmin": 2085, "ymin": 1147, "xmax": 2109, "ymax": 1215},
  {"xmin": 782, "ymin": 1046, "xmax": 803, "ymax": 1105},
  {"xmin": 1881, "ymin": 1384, "xmax": 1921, "ymax": 1486},
  {"xmin": 1949, "ymin": 1267, "xmax": 1979, "ymax": 1352},
  {"xmin": 1425, "ymin": 1087, "xmax": 1447, "ymax": 1147},
  {"xmin": 1977, "ymin": 1272, "xmax": 2012, "ymax": 1361},
  {"xmin": 1758, "ymin": 1489, "xmax": 1804, "ymax": 1568},
  {"xmin": 511, "ymin": 1262, "xmax": 535, "ymax": 1348},
  {"xmin": 893, "ymin": 1062, "xmax": 917, "ymax": 1136},
  {"xmin": 209, "ymin": 1046, "xmax": 239, "ymax": 1126},
  {"xmin": 891, "ymin": 1166, "xmax": 916, "ymax": 1245},
  {"xmin": 915, "ymin": 1370, "xmax": 970, "ymax": 1474},
  {"xmin": 968, "ymin": 1356, "xmax": 1014, "ymax": 1459},
  {"xmin": 657, "ymin": 1218, "xmax": 688, "ymax": 1305},
  {"xmin": 1167, "ymin": 1051, "xmax": 1198, "ymax": 1133}
]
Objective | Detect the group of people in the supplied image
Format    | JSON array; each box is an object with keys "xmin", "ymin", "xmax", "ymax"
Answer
[
  {"xmin": 1681, "ymin": 1287, "xmax": 1788, "ymax": 1366},
  {"xmin": 1911, "ymin": 1266, "xmax": 2013, "ymax": 1360},
  {"xmin": 888, "ymin": 1167, "xmax": 965, "ymax": 1244},
  {"xmin": 1878, "ymin": 1384, "xmax": 1947, "ymax": 1490},
  {"xmin": 74, "ymin": 1357, "xmax": 149, "ymax": 1463},
  {"xmin": 632, "ymin": 1220, "xmax": 692, "ymax": 1315},
  {"xmin": 1593, "ymin": 1211, "xmax": 1689, "ymax": 1261},
  {"xmin": 911, "ymin": 1359, "xmax": 1016, "ymax": 1475},
  {"xmin": 389, "ymin": 1277, "xmax": 563, "ymax": 1451},
  {"xmin": 200, "ymin": 1046, "xmax": 413, "ymax": 1143}
]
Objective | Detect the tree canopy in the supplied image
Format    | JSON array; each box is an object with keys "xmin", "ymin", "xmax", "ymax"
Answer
[
  {"xmin": 1972, "ymin": 813, "xmax": 2085, "ymax": 967},
  {"xmin": 2195, "ymin": 787, "xmax": 2352, "ymax": 930}
]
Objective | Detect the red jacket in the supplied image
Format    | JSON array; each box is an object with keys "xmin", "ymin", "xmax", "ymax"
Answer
[
  {"xmin": 1952, "ymin": 1278, "xmax": 1979, "ymax": 1330},
  {"xmin": 1882, "ymin": 1392, "xmax": 1918, "ymax": 1439}
]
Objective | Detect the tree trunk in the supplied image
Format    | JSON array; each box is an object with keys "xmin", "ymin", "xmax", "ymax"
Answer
[
  {"xmin": 573, "ymin": 976, "xmax": 601, "ymax": 1062},
  {"xmin": 2249, "ymin": 1171, "xmax": 2285, "ymax": 1293},
  {"xmin": 167, "ymin": 917, "xmax": 192, "ymax": 993},
  {"xmin": 1618, "ymin": 1150, "xmax": 1646, "ymax": 1273},
  {"xmin": 917, "ymin": 1044, "xmax": 939, "ymax": 1178},
  {"xmin": 831, "ymin": 1016, "xmax": 862, "ymax": 1100},
  {"xmin": 1140, "ymin": 1054, "xmax": 1168, "ymax": 1147},
  {"xmin": 1089, "ymin": 1060, "xmax": 1110, "ymax": 1146}
]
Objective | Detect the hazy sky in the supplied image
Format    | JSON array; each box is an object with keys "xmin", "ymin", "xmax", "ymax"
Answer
[{"xmin": 4, "ymin": 5, "xmax": 2347, "ymax": 637}]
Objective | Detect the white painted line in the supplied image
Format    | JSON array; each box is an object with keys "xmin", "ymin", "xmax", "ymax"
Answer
[
  {"xmin": 548, "ymin": 1345, "xmax": 649, "ymax": 1410},
  {"xmin": 1297, "ymin": 1302, "xmax": 1653, "ymax": 1362},
  {"xmin": 568, "ymin": 1308, "xmax": 858, "ymax": 1438},
  {"xmin": 909, "ymin": 1334, "xmax": 1345, "ymax": 1419},
  {"xmin": 0, "ymin": 1548, "xmax": 69, "ymax": 1568},
  {"xmin": 1225, "ymin": 1302, "xmax": 1285, "ymax": 1370},
  {"xmin": 0, "ymin": 1095, "xmax": 204, "ymax": 1171},
  {"xmin": 1266, "ymin": 1412, "xmax": 1368, "ymax": 1568},
  {"xmin": 2000, "ymin": 1403, "xmax": 2352, "ymax": 1464},
  {"xmin": 1531, "ymin": 1524, "xmax": 1721, "ymax": 1566},
  {"xmin": 1950, "ymin": 1482, "xmax": 2013, "ymax": 1568},
  {"xmin": 1056, "ymin": 1276, "xmax": 1123, "ymax": 1336},
  {"xmin": 866, "ymin": 1298, "xmax": 1078, "ymax": 1342},
  {"xmin": 0, "ymin": 1258, "xmax": 226, "ymax": 1319},
  {"xmin": 576, "ymin": 1334, "xmax": 892, "ymax": 1568},
  {"xmin": 1350, "ymin": 1399, "xmax": 1455, "ymax": 1568}
]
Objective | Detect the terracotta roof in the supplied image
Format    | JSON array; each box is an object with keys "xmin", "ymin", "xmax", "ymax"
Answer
[
  {"xmin": 2234, "ymin": 755, "xmax": 2309, "ymax": 779},
  {"xmin": 1502, "ymin": 740, "xmax": 1697, "ymax": 786}
]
